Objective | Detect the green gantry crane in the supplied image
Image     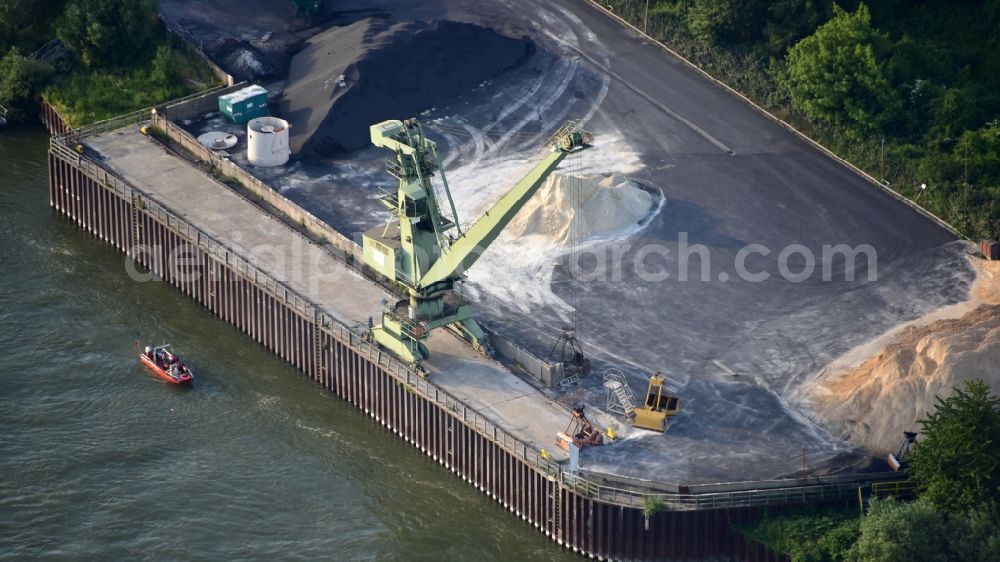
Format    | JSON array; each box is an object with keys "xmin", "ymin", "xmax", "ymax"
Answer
[{"xmin": 362, "ymin": 118, "xmax": 591, "ymax": 368}]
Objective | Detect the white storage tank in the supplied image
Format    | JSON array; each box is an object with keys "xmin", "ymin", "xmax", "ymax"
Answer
[{"xmin": 247, "ymin": 116, "xmax": 290, "ymax": 167}]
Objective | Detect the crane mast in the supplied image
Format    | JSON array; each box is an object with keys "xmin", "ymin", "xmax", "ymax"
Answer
[{"xmin": 362, "ymin": 118, "xmax": 591, "ymax": 368}]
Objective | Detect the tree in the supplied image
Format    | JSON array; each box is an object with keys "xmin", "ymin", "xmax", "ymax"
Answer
[
  {"xmin": 848, "ymin": 497, "xmax": 950, "ymax": 562},
  {"xmin": 56, "ymin": 0, "xmax": 158, "ymax": 68},
  {"xmin": 149, "ymin": 44, "xmax": 177, "ymax": 84},
  {"xmin": 908, "ymin": 379, "xmax": 1000, "ymax": 515},
  {"xmin": 684, "ymin": 0, "xmax": 769, "ymax": 45},
  {"xmin": 0, "ymin": 0, "xmax": 37, "ymax": 42},
  {"xmin": 949, "ymin": 507, "xmax": 1000, "ymax": 562},
  {"xmin": 0, "ymin": 47, "xmax": 53, "ymax": 120},
  {"xmin": 781, "ymin": 3, "xmax": 901, "ymax": 139},
  {"xmin": 763, "ymin": 0, "xmax": 831, "ymax": 56},
  {"xmin": 0, "ymin": 0, "xmax": 66, "ymax": 44}
]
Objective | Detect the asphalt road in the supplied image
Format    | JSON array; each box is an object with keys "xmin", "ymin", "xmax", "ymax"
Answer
[
  {"xmin": 164, "ymin": 0, "xmax": 974, "ymax": 483},
  {"xmin": 454, "ymin": 0, "xmax": 973, "ymax": 481}
]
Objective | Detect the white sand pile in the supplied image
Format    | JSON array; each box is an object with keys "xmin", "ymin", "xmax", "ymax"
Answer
[
  {"xmin": 462, "ymin": 173, "xmax": 660, "ymax": 317},
  {"xmin": 506, "ymin": 173, "xmax": 654, "ymax": 246},
  {"xmin": 232, "ymin": 50, "xmax": 266, "ymax": 76},
  {"xmin": 807, "ymin": 256, "xmax": 1000, "ymax": 454}
]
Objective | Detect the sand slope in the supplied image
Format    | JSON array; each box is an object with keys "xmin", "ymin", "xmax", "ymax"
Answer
[
  {"xmin": 507, "ymin": 173, "xmax": 655, "ymax": 245},
  {"xmin": 808, "ymin": 257, "xmax": 1000, "ymax": 454},
  {"xmin": 463, "ymin": 173, "xmax": 660, "ymax": 319},
  {"xmin": 279, "ymin": 19, "xmax": 532, "ymax": 156}
]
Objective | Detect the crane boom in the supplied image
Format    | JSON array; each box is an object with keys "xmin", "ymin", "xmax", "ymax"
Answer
[{"xmin": 418, "ymin": 147, "xmax": 568, "ymax": 288}]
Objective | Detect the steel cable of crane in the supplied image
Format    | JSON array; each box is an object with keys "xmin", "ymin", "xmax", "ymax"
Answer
[
  {"xmin": 454, "ymin": 143, "xmax": 556, "ymax": 233},
  {"xmin": 568, "ymin": 145, "xmax": 581, "ymax": 335},
  {"xmin": 424, "ymin": 121, "xmax": 548, "ymax": 141}
]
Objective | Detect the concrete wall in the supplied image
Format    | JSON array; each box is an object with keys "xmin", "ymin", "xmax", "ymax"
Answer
[
  {"xmin": 162, "ymin": 18, "xmax": 237, "ymax": 87},
  {"xmin": 155, "ymin": 83, "xmax": 247, "ymax": 122},
  {"xmin": 151, "ymin": 114, "xmax": 364, "ymax": 266},
  {"xmin": 487, "ymin": 325, "xmax": 564, "ymax": 386}
]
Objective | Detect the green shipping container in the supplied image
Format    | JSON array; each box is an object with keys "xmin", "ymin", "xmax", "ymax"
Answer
[{"xmin": 219, "ymin": 85, "xmax": 269, "ymax": 124}]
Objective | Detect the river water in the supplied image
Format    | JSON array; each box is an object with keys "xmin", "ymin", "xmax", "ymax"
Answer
[{"xmin": 0, "ymin": 125, "xmax": 575, "ymax": 561}]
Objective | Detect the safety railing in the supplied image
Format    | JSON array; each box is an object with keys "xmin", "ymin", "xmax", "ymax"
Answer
[
  {"xmin": 52, "ymin": 83, "xmax": 233, "ymax": 144},
  {"xmin": 562, "ymin": 469, "xmax": 910, "ymax": 511},
  {"xmin": 871, "ymin": 480, "xmax": 918, "ymax": 497},
  {"xmin": 58, "ymin": 108, "xmax": 149, "ymax": 144}
]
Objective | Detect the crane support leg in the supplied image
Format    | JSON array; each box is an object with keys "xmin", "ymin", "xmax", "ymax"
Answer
[
  {"xmin": 450, "ymin": 317, "xmax": 492, "ymax": 357},
  {"xmin": 371, "ymin": 312, "xmax": 429, "ymax": 367}
]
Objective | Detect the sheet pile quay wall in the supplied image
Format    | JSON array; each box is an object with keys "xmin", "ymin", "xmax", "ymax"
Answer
[{"xmin": 50, "ymin": 124, "xmax": 829, "ymax": 561}]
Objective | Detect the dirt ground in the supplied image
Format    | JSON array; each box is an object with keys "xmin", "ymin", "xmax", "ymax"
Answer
[{"xmin": 806, "ymin": 257, "xmax": 1000, "ymax": 455}]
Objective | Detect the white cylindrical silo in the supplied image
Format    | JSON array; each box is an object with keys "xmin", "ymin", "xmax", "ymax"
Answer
[{"xmin": 247, "ymin": 116, "xmax": 290, "ymax": 167}]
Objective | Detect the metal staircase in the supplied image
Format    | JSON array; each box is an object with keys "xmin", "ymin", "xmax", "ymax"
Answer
[
  {"xmin": 130, "ymin": 198, "xmax": 142, "ymax": 254},
  {"xmin": 558, "ymin": 370, "xmax": 583, "ymax": 389},
  {"xmin": 549, "ymin": 482, "xmax": 562, "ymax": 541},
  {"xmin": 603, "ymin": 368, "xmax": 636, "ymax": 418},
  {"xmin": 313, "ymin": 312, "xmax": 324, "ymax": 381}
]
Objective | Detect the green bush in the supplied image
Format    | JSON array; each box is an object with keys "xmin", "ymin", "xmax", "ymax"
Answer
[
  {"xmin": 742, "ymin": 382, "xmax": 1000, "ymax": 561},
  {"xmin": 43, "ymin": 39, "xmax": 219, "ymax": 126},
  {"xmin": 848, "ymin": 498, "xmax": 1000, "ymax": 562},
  {"xmin": 642, "ymin": 496, "xmax": 666, "ymax": 519},
  {"xmin": 56, "ymin": 0, "xmax": 158, "ymax": 68},
  {"xmin": 0, "ymin": 47, "xmax": 53, "ymax": 121},
  {"xmin": 1, "ymin": 0, "xmax": 218, "ymax": 126},
  {"xmin": 949, "ymin": 508, "xmax": 1000, "ymax": 562},
  {"xmin": 782, "ymin": 4, "xmax": 900, "ymax": 140},
  {"xmin": 0, "ymin": 0, "xmax": 67, "ymax": 48},
  {"xmin": 738, "ymin": 506, "xmax": 859, "ymax": 562},
  {"xmin": 909, "ymin": 380, "xmax": 1000, "ymax": 516},
  {"xmin": 848, "ymin": 497, "xmax": 950, "ymax": 562}
]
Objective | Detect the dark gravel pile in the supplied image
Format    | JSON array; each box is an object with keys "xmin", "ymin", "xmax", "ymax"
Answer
[{"xmin": 280, "ymin": 19, "xmax": 533, "ymax": 157}]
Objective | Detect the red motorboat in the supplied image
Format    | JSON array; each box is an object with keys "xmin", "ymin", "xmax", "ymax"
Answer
[{"xmin": 139, "ymin": 344, "xmax": 193, "ymax": 385}]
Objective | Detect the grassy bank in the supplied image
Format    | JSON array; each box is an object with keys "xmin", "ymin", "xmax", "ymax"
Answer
[
  {"xmin": 1, "ymin": 0, "xmax": 221, "ymax": 128},
  {"xmin": 738, "ymin": 506, "xmax": 860, "ymax": 562},
  {"xmin": 43, "ymin": 34, "xmax": 220, "ymax": 127},
  {"xmin": 599, "ymin": 0, "xmax": 1000, "ymax": 241}
]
